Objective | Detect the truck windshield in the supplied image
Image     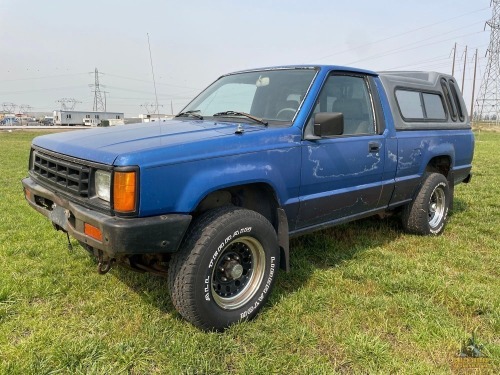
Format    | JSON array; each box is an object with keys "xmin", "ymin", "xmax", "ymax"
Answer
[{"xmin": 180, "ymin": 68, "xmax": 317, "ymax": 124}]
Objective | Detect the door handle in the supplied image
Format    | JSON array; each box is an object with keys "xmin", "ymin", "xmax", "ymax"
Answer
[{"xmin": 369, "ymin": 141, "xmax": 380, "ymax": 153}]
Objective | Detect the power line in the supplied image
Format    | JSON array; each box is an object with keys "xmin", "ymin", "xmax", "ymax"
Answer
[
  {"xmin": 475, "ymin": 1, "xmax": 500, "ymax": 124},
  {"xmin": 0, "ymin": 72, "xmax": 88, "ymax": 83},
  {"xmin": 102, "ymin": 72, "xmax": 201, "ymax": 90},
  {"xmin": 316, "ymin": 6, "xmax": 490, "ymax": 62},
  {"xmin": 387, "ymin": 56, "xmax": 450, "ymax": 70},
  {"xmin": 0, "ymin": 85, "xmax": 88, "ymax": 95},
  {"xmin": 346, "ymin": 29, "xmax": 485, "ymax": 66}
]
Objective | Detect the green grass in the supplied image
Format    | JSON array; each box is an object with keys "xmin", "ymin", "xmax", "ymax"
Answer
[{"xmin": 0, "ymin": 129, "xmax": 498, "ymax": 374}]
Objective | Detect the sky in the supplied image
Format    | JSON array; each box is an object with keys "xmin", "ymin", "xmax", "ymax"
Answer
[{"xmin": 0, "ymin": 0, "xmax": 493, "ymax": 117}]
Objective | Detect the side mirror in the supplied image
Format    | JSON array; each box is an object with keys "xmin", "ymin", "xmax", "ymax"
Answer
[{"xmin": 313, "ymin": 112, "xmax": 344, "ymax": 137}]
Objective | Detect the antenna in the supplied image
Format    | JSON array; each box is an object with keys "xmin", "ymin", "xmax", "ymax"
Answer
[
  {"xmin": 147, "ymin": 33, "xmax": 161, "ymax": 122},
  {"xmin": 475, "ymin": 0, "xmax": 500, "ymax": 124}
]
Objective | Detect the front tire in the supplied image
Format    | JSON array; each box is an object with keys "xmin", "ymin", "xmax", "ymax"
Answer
[
  {"xmin": 402, "ymin": 172, "xmax": 451, "ymax": 235},
  {"xmin": 168, "ymin": 207, "xmax": 280, "ymax": 331}
]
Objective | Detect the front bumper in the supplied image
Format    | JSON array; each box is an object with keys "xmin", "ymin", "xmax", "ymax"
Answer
[{"xmin": 22, "ymin": 177, "xmax": 192, "ymax": 257}]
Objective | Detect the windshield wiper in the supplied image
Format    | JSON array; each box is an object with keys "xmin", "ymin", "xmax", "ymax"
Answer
[
  {"xmin": 213, "ymin": 111, "xmax": 268, "ymax": 126},
  {"xmin": 175, "ymin": 110, "xmax": 204, "ymax": 120}
]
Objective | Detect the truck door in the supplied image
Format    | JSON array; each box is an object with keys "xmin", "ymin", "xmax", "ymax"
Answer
[{"xmin": 297, "ymin": 73, "xmax": 386, "ymax": 229}]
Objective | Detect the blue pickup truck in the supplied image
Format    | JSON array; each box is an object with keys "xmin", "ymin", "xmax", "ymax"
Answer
[{"xmin": 22, "ymin": 65, "xmax": 474, "ymax": 330}]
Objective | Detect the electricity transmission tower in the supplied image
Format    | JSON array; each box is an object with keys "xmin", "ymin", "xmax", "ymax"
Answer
[
  {"xmin": 475, "ymin": 0, "xmax": 500, "ymax": 125},
  {"xmin": 89, "ymin": 68, "xmax": 106, "ymax": 112},
  {"xmin": 2, "ymin": 102, "xmax": 17, "ymax": 114},
  {"xmin": 56, "ymin": 98, "xmax": 81, "ymax": 111},
  {"xmin": 18, "ymin": 104, "xmax": 32, "ymax": 114},
  {"xmin": 141, "ymin": 102, "xmax": 163, "ymax": 115}
]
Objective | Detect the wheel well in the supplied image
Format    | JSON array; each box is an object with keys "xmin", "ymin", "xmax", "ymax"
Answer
[
  {"xmin": 194, "ymin": 183, "xmax": 279, "ymax": 230},
  {"xmin": 426, "ymin": 156, "xmax": 451, "ymax": 177}
]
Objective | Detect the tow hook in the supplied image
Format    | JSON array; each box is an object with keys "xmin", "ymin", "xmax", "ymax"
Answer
[{"xmin": 97, "ymin": 251, "xmax": 115, "ymax": 275}]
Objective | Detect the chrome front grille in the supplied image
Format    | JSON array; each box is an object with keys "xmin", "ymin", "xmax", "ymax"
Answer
[{"xmin": 33, "ymin": 151, "xmax": 90, "ymax": 197}]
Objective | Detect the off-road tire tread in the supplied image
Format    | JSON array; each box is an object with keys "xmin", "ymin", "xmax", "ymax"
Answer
[
  {"xmin": 167, "ymin": 206, "xmax": 275, "ymax": 330},
  {"xmin": 401, "ymin": 172, "xmax": 449, "ymax": 236}
]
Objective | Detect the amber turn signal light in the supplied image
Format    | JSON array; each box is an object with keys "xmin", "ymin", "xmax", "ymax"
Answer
[
  {"xmin": 113, "ymin": 171, "xmax": 137, "ymax": 212},
  {"xmin": 84, "ymin": 223, "xmax": 103, "ymax": 242}
]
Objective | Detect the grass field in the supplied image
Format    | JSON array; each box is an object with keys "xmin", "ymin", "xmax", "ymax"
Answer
[{"xmin": 0, "ymin": 130, "xmax": 498, "ymax": 374}]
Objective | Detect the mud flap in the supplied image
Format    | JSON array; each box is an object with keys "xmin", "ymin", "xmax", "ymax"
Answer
[{"xmin": 277, "ymin": 208, "xmax": 290, "ymax": 272}]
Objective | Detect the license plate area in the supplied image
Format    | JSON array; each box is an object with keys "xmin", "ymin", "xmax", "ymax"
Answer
[{"xmin": 49, "ymin": 204, "xmax": 69, "ymax": 231}]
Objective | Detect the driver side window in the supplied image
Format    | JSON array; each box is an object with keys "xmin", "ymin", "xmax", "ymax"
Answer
[{"xmin": 316, "ymin": 75, "xmax": 376, "ymax": 135}]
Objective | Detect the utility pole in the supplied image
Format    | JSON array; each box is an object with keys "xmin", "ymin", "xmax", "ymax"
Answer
[
  {"xmin": 451, "ymin": 42, "xmax": 457, "ymax": 77},
  {"xmin": 461, "ymin": 45, "xmax": 467, "ymax": 93},
  {"xmin": 471, "ymin": 49, "xmax": 478, "ymax": 118},
  {"xmin": 102, "ymin": 91, "xmax": 109, "ymax": 112},
  {"xmin": 475, "ymin": 0, "xmax": 500, "ymax": 125}
]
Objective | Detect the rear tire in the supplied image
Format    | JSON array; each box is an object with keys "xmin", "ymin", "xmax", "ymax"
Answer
[
  {"xmin": 168, "ymin": 207, "xmax": 279, "ymax": 331},
  {"xmin": 402, "ymin": 172, "xmax": 450, "ymax": 235}
]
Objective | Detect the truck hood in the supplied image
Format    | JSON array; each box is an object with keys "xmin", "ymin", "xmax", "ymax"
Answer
[{"xmin": 32, "ymin": 120, "xmax": 264, "ymax": 165}]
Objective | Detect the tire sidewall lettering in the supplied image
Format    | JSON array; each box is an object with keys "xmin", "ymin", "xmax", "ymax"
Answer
[
  {"xmin": 169, "ymin": 207, "xmax": 279, "ymax": 330},
  {"xmin": 240, "ymin": 256, "xmax": 276, "ymax": 320},
  {"xmin": 197, "ymin": 219, "xmax": 278, "ymax": 323},
  {"xmin": 204, "ymin": 226, "xmax": 253, "ymax": 302}
]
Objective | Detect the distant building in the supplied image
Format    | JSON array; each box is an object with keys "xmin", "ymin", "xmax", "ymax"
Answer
[
  {"xmin": 0, "ymin": 113, "xmax": 15, "ymax": 120},
  {"xmin": 139, "ymin": 114, "xmax": 174, "ymax": 123},
  {"xmin": 53, "ymin": 110, "xmax": 124, "ymax": 126}
]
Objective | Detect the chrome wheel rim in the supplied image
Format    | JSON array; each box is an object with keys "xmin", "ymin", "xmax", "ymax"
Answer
[
  {"xmin": 211, "ymin": 236, "xmax": 265, "ymax": 310},
  {"xmin": 428, "ymin": 185, "xmax": 446, "ymax": 228}
]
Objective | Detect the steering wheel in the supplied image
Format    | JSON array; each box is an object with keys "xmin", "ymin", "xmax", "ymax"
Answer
[{"xmin": 276, "ymin": 108, "xmax": 297, "ymax": 120}]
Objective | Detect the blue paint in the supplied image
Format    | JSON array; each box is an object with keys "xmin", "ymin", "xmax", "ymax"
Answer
[{"xmin": 30, "ymin": 65, "xmax": 474, "ymax": 231}]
